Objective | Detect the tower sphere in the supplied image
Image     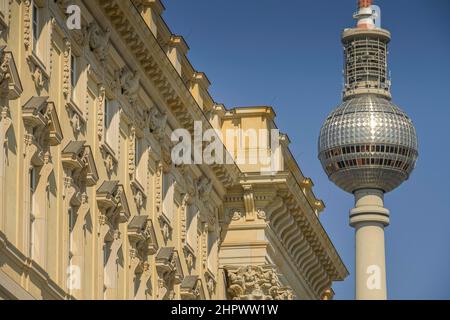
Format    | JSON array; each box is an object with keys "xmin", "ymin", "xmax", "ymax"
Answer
[{"xmin": 318, "ymin": 94, "xmax": 418, "ymax": 194}]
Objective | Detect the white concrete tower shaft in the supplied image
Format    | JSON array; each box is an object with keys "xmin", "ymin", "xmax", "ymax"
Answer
[{"xmin": 350, "ymin": 189, "xmax": 389, "ymax": 300}]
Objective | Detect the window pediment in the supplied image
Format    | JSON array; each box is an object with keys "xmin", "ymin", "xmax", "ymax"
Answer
[
  {"xmin": 22, "ymin": 96, "xmax": 63, "ymax": 146},
  {"xmin": 156, "ymin": 247, "xmax": 183, "ymax": 284},
  {"xmin": 0, "ymin": 47, "xmax": 23, "ymax": 99},
  {"xmin": 96, "ymin": 181, "xmax": 131, "ymax": 223},
  {"xmin": 62, "ymin": 141, "xmax": 99, "ymax": 186},
  {"xmin": 180, "ymin": 276, "xmax": 204, "ymax": 300},
  {"xmin": 127, "ymin": 215, "xmax": 158, "ymax": 256}
]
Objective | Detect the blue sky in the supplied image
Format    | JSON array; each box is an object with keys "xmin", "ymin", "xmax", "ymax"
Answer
[{"xmin": 163, "ymin": 0, "xmax": 450, "ymax": 299}]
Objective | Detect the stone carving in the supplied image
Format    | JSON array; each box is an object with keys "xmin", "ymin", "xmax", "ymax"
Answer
[
  {"xmin": 205, "ymin": 272, "xmax": 216, "ymax": 297},
  {"xmin": 28, "ymin": 59, "xmax": 46, "ymax": 90},
  {"xmin": 135, "ymin": 190, "xmax": 143, "ymax": 210},
  {"xmin": 62, "ymin": 39, "xmax": 71, "ymax": 99},
  {"xmin": 72, "ymin": 24, "xmax": 89, "ymax": 47},
  {"xmin": 147, "ymin": 107, "xmax": 167, "ymax": 139},
  {"xmin": 103, "ymin": 151, "xmax": 116, "ymax": 176},
  {"xmin": 128, "ymin": 127, "xmax": 136, "ymax": 177},
  {"xmin": 118, "ymin": 68, "xmax": 140, "ymax": 105},
  {"xmin": 256, "ymin": 209, "xmax": 267, "ymax": 221},
  {"xmin": 0, "ymin": 47, "xmax": 11, "ymax": 97},
  {"xmin": 135, "ymin": 106, "xmax": 148, "ymax": 131},
  {"xmin": 225, "ymin": 265, "xmax": 295, "ymax": 300},
  {"xmin": 88, "ymin": 23, "xmax": 110, "ymax": 62},
  {"xmin": 97, "ymin": 86, "xmax": 105, "ymax": 140},
  {"xmin": 183, "ymin": 247, "xmax": 195, "ymax": 272},
  {"xmin": 69, "ymin": 111, "xmax": 82, "ymax": 135},
  {"xmin": 23, "ymin": 1, "xmax": 31, "ymax": 50},
  {"xmin": 228, "ymin": 209, "xmax": 242, "ymax": 222},
  {"xmin": 197, "ymin": 176, "xmax": 212, "ymax": 201},
  {"xmin": 207, "ymin": 209, "xmax": 216, "ymax": 229},
  {"xmin": 321, "ymin": 288, "xmax": 335, "ymax": 300},
  {"xmin": 55, "ymin": 0, "xmax": 70, "ymax": 11},
  {"xmin": 160, "ymin": 218, "xmax": 171, "ymax": 243}
]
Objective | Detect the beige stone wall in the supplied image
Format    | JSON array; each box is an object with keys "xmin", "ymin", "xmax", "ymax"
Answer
[{"xmin": 0, "ymin": 0, "xmax": 347, "ymax": 300}]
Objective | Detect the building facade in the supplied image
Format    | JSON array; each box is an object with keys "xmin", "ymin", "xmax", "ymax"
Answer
[{"xmin": 0, "ymin": 0, "xmax": 347, "ymax": 300}]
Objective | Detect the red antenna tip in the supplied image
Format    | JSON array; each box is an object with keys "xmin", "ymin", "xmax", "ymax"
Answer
[{"xmin": 358, "ymin": 0, "xmax": 373, "ymax": 9}]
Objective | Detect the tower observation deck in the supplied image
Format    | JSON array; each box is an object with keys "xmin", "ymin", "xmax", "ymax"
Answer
[{"xmin": 342, "ymin": 28, "xmax": 391, "ymax": 100}]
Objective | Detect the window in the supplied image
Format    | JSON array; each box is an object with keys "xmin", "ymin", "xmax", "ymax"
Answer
[
  {"xmin": 32, "ymin": 3, "xmax": 40, "ymax": 54},
  {"xmin": 103, "ymin": 241, "xmax": 118, "ymax": 298},
  {"xmin": 186, "ymin": 204, "xmax": 198, "ymax": 252},
  {"xmin": 0, "ymin": 0, "xmax": 9, "ymax": 26},
  {"xmin": 104, "ymin": 98, "xmax": 119, "ymax": 152},
  {"xmin": 29, "ymin": 1, "xmax": 50, "ymax": 69},
  {"xmin": 29, "ymin": 167, "xmax": 37, "ymax": 258},
  {"xmin": 207, "ymin": 231, "xmax": 218, "ymax": 273},
  {"xmin": 162, "ymin": 173, "xmax": 175, "ymax": 222},
  {"xmin": 70, "ymin": 54, "xmax": 78, "ymax": 99},
  {"xmin": 68, "ymin": 208, "xmax": 75, "ymax": 267},
  {"xmin": 134, "ymin": 137, "xmax": 147, "ymax": 185}
]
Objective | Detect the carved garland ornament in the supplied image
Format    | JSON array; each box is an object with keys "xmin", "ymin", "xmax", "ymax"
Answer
[
  {"xmin": 62, "ymin": 38, "xmax": 71, "ymax": 99},
  {"xmin": 97, "ymin": 86, "xmax": 105, "ymax": 140}
]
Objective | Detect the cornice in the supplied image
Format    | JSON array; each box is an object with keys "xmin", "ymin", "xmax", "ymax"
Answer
[
  {"xmin": 95, "ymin": 0, "xmax": 240, "ymax": 189},
  {"xmin": 223, "ymin": 106, "xmax": 276, "ymax": 120},
  {"xmin": 233, "ymin": 173, "xmax": 348, "ymax": 297}
]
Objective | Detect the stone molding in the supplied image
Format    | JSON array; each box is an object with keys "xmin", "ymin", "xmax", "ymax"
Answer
[{"xmin": 225, "ymin": 265, "xmax": 295, "ymax": 300}]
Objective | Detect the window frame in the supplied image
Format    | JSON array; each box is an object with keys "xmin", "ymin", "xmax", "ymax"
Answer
[
  {"xmin": 31, "ymin": 2, "xmax": 40, "ymax": 54},
  {"xmin": 207, "ymin": 231, "xmax": 218, "ymax": 274},
  {"xmin": 134, "ymin": 136, "xmax": 147, "ymax": 186},
  {"xmin": 29, "ymin": 167, "xmax": 37, "ymax": 258},
  {"xmin": 70, "ymin": 54, "xmax": 78, "ymax": 94},
  {"xmin": 161, "ymin": 173, "xmax": 175, "ymax": 222},
  {"xmin": 104, "ymin": 98, "xmax": 119, "ymax": 153},
  {"xmin": 186, "ymin": 204, "xmax": 198, "ymax": 253}
]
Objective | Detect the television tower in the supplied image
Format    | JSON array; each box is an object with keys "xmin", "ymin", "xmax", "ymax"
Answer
[{"xmin": 318, "ymin": 0, "xmax": 418, "ymax": 300}]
